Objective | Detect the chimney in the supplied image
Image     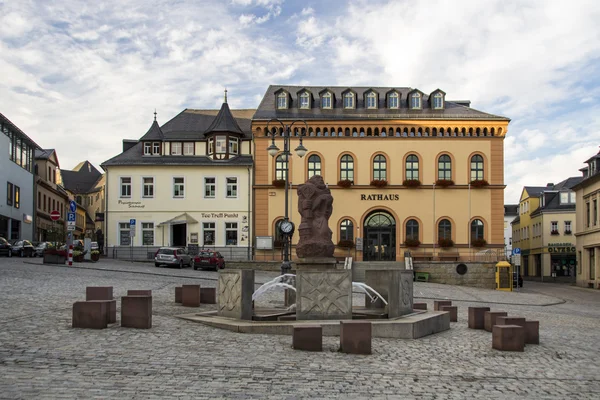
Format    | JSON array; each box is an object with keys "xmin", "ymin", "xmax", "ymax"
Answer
[
  {"xmin": 546, "ymin": 183, "xmax": 554, "ymax": 189},
  {"xmin": 122, "ymin": 139, "xmax": 138, "ymax": 152}
]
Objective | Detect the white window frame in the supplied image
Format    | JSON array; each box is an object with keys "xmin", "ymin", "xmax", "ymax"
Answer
[
  {"xmin": 204, "ymin": 177, "xmax": 216, "ymax": 198},
  {"xmin": 565, "ymin": 221, "xmax": 572, "ymax": 233},
  {"xmin": 433, "ymin": 93, "xmax": 444, "ymax": 109},
  {"xmin": 388, "ymin": 92, "xmax": 399, "ymax": 109},
  {"xmin": 551, "ymin": 221, "xmax": 558, "ymax": 232},
  {"xmin": 141, "ymin": 222, "xmax": 154, "ymax": 246},
  {"xmin": 321, "ymin": 92, "xmax": 332, "ymax": 109},
  {"xmin": 143, "ymin": 142, "xmax": 151, "ymax": 155},
  {"xmin": 118, "ymin": 222, "xmax": 131, "ymax": 246},
  {"xmin": 299, "ymin": 92, "xmax": 310, "ymax": 109},
  {"xmin": 120, "ymin": 177, "xmax": 132, "ymax": 198},
  {"xmin": 183, "ymin": 142, "xmax": 194, "ymax": 155},
  {"xmin": 152, "ymin": 142, "xmax": 160, "ymax": 155},
  {"xmin": 229, "ymin": 137, "xmax": 239, "ymax": 155},
  {"xmin": 569, "ymin": 192, "xmax": 576, "ymax": 203},
  {"xmin": 173, "ymin": 177, "xmax": 185, "ymax": 198},
  {"xmin": 171, "ymin": 142, "xmax": 182, "ymax": 155},
  {"xmin": 203, "ymin": 222, "xmax": 216, "ymax": 246},
  {"xmin": 142, "ymin": 177, "xmax": 154, "ymax": 198},
  {"xmin": 560, "ymin": 192, "xmax": 569, "ymax": 204},
  {"xmin": 225, "ymin": 222, "xmax": 238, "ymax": 246},
  {"xmin": 208, "ymin": 138, "xmax": 214, "ymax": 154},
  {"xmin": 215, "ymin": 136, "xmax": 227, "ymax": 154},
  {"xmin": 411, "ymin": 93, "xmax": 421, "ymax": 109},
  {"xmin": 277, "ymin": 93, "xmax": 287, "ymax": 109},
  {"xmin": 343, "ymin": 92, "xmax": 355, "ymax": 109},
  {"xmin": 226, "ymin": 177, "xmax": 238, "ymax": 198},
  {"xmin": 366, "ymin": 92, "xmax": 377, "ymax": 109}
]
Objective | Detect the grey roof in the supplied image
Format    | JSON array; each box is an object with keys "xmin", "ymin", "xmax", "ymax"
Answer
[
  {"xmin": 504, "ymin": 204, "xmax": 518, "ymax": 216},
  {"xmin": 253, "ymin": 85, "xmax": 511, "ymax": 121},
  {"xmin": 139, "ymin": 120, "xmax": 164, "ymax": 141},
  {"xmin": 61, "ymin": 161, "xmax": 103, "ymax": 194},
  {"xmin": 35, "ymin": 149, "xmax": 54, "ymax": 160},
  {"xmin": 102, "ymin": 141, "xmax": 252, "ymax": 167},
  {"xmin": 523, "ymin": 186, "xmax": 547, "ymax": 198},
  {"xmin": 160, "ymin": 109, "xmax": 254, "ymax": 140},
  {"xmin": 552, "ymin": 177, "xmax": 583, "ymax": 190},
  {"xmin": 512, "ymin": 215, "xmax": 520, "ymax": 224},
  {"xmin": 529, "ymin": 177, "xmax": 582, "ymax": 216},
  {"xmin": 203, "ymin": 102, "xmax": 244, "ymax": 136}
]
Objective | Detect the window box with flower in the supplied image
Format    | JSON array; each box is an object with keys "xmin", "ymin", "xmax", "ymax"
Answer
[
  {"xmin": 435, "ymin": 179, "xmax": 454, "ymax": 187},
  {"xmin": 564, "ymin": 230, "xmax": 572, "ymax": 235},
  {"xmin": 469, "ymin": 179, "xmax": 489, "ymax": 188},
  {"xmin": 337, "ymin": 240, "xmax": 355, "ymax": 248},
  {"xmin": 404, "ymin": 238, "xmax": 421, "ymax": 247},
  {"xmin": 550, "ymin": 230, "xmax": 560, "ymax": 235},
  {"xmin": 403, "ymin": 179, "xmax": 421, "ymax": 188},
  {"xmin": 438, "ymin": 238, "xmax": 454, "ymax": 248},
  {"xmin": 471, "ymin": 238, "xmax": 487, "ymax": 247},
  {"xmin": 337, "ymin": 179, "xmax": 353, "ymax": 188},
  {"xmin": 370, "ymin": 179, "xmax": 388, "ymax": 188}
]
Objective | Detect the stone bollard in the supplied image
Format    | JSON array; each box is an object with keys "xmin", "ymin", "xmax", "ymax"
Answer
[
  {"xmin": 121, "ymin": 295, "xmax": 152, "ymax": 329},
  {"xmin": 72, "ymin": 301, "xmax": 109, "ymax": 329},
  {"xmin": 182, "ymin": 285, "xmax": 201, "ymax": 307},
  {"xmin": 413, "ymin": 302, "xmax": 428, "ymax": 310},
  {"xmin": 440, "ymin": 305, "xmax": 458, "ymax": 322},
  {"xmin": 468, "ymin": 307, "xmax": 490, "ymax": 329},
  {"xmin": 340, "ymin": 321, "xmax": 372, "ymax": 355},
  {"xmin": 492, "ymin": 325, "xmax": 525, "ymax": 352},
  {"xmin": 175, "ymin": 287, "xmax": 182, "ymax": 303},
  {"xmin": 434, "ymin": 300, "xmax": 452, "ymax": 311},
  {"xmin": 86, "ymin": 286, "xmax": 115, "ymax": 323},
  {"xmin": 525, "ymin": 320, "xmax": 540, "ymax": 344},
  {"xmin": 496, "ymin": 316, "xmax": 526, "ymax": 329},
  {"xmin": 200, "ymin": 287, "xmax": 217, "ymax": 304},
  {"xmin": 293, "ymin": 325, "xmax": 323, "ymax": 352},
  {"xmin": 484, "ymin": 311, "xmax": 508, "ymax": 332}
]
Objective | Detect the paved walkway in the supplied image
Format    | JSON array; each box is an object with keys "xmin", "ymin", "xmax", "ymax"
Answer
[{"xmin": 1, "ymin": 258, "xmax": 599, "ymax": 399}]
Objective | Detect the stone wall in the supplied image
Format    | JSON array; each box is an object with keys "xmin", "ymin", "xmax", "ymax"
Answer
[{"xmin": 414, "ymin": 262, "xmax": 496, "ymax": 289}]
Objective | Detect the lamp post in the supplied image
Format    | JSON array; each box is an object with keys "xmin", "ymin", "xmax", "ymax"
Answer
[{"xmin": 266, "ymin": 118, "xmax": 308, "ymax": 275}]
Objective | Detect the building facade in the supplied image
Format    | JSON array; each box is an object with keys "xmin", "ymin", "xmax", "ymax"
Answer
[
  {"xmin": 0, "ymin": 113, "xmax": 40, "ymax": 241},
  {"xmin": 34, "ymin": 149, "xmax": 69, "ymax": 242},
  {"xmin": 511, "ymin": 179, "xmax": 581, "ymax": 279},
  {"xmin": 573, "ymin": 150, "xmax": 600, "ymax": 288},
  {"xmin": 504, "ymin": 204, "xmax": 518, "ymax": 259},
  {"xmin": 252, "ymin": 86, "xmax": 510, "ymax": 262},
  {"xmin": 102, "ymin": 99, "xmax": 254, "ymax": 258}
]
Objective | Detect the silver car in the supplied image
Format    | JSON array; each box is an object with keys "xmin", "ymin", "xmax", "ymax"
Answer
[{"xmin": 154, "ymin": 247, "xmax": 192, "ymax": 269}]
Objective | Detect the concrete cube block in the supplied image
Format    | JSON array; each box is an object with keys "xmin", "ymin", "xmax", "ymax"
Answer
[
  {"xmin": 182, "ymin": 285, "xmax": 201, "ymax": 307},
  {"xmin": 413, "ymin": 302, "xmax": 427, "ymax": 310},
  {"xmin": 175, "ymin": 287, "xmax": 182, "ymax": 303},
  {"xmin": 468, "ymin": 307, "xmax": 490, "ymax": 329},
  {"xmin": 525, "ymin": 320, "xmax": 539, "ymax": 344},
  {"xmin": 492, "ymin": 325, "xmax": 525, "ymax": 352},
  {"xmin": 72, "ymin": 301, "xmax": 108, "ymax": 329},
  {"xmin": 293, "ymin": 325, "xmax": 322, "ymax": 352},
  {"xmin": 87, "ymin": 299, "xmax": 116, "ymax": 324},
  {"xmin": 340, "ymin": 321, "xmax": 372, "ymax": 355},
  {"xmin": 484, "ymin": 311, "xmax": 508, "ymax": 332},
  {"xmin": 121, "ymin": 295, "xmax": 152, "ymax": 329},
  {"xmin": 496, "ymin": 316, "xmax": 526, "ymax": 329},
  {"xmin": 86, "ymin": 286, "xmax": 113, "ymax": 301},
  {"xmin": 200, "ymin": 287, "xmax": 216, "ymax": 304},
  {"xmin": 440, "ymin": 305, "xmax": 458, "ymax": 322},
  {"xmin": 434, "ymin": 300, "xmax": 452, "ymax": 311},
  {"xmin": 127, "ymin": 290, "xmax": 152, "ymax": 296}
]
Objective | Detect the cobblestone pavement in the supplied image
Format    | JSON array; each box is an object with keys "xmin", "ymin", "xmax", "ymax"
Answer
[{"xmin": 1, "ymin": 257, "xmax": 599, "ymax": 399}]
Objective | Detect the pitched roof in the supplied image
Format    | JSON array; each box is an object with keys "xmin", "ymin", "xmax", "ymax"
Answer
[
  {"xmin": 160, "ymin": 109, "xmax": 253, "ymax": 140},
  {"xmin": 35, "ymin": 149, "xmax": 54, "ymax": 160},
  {"xmin": 504, "ymin": 204, "xmax": 519, "ymax": 216},
  {"xmin": 61, "ymin": 161, "xmax": 102, "ymax": 194},
  {"xmin": 529, "ymin": 177, "xmax": 582, "ymax": 216},
  {"xmin": 253, "ymin": 85, "xmax": 510, "ymax": 121},
  {"xmin": 0, "ymin": 112, "xmax": 42, "ymax": 150},
  {"xmin": 523, "ymin": 186, "xmax": 547, "ymax": 198},
  {"xmin": 139, "ymin": 120, "xmax": 165, "ymax": 141},
  {"xmin": 203, "ymin": 102, "xmax": 244, "ymax": 136}
]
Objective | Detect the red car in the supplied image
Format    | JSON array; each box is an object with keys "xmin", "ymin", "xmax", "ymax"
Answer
[{"xmin": 193, "ymin": 250, "xmax": 225, "ymax": 271}]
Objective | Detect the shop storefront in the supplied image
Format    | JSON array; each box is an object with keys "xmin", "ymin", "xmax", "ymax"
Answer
[{"xmin": 548, "ymin": 242, "xmax": 576, "ymax": 277}]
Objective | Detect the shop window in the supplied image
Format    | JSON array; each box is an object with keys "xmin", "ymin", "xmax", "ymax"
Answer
[
  {"xmin": 142, "ymin": 223, "xmax": 154, "ymax": 245},
  {"xmin": 119, "ymin": 222, "xmax": 131, "ymax": 246},
  {"xmin": 203, "ymin": 222, "xmax": 215, "ymax": 246},
  {"xmin": 225, "ymin": 222, "xmax": 238, "ymax": 245}
]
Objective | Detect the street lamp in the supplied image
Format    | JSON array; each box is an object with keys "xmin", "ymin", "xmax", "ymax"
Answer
[{"xmin": 266, "ymin": 118, "xmax": 309, "ymax": 275}]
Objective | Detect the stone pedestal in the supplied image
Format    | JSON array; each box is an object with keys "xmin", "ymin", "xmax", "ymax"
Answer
[
  {"xmin": 86, "ymin": 286, "xmax": 115, "ymax": 323},
  {"xmin": 175, "ymin": 287, "xmax": 182, "ymax": 303},
  {"xmin": 128, "ymin": 290, "xmax": 152, "ymax": 296},
  {"xmin": 121, "ymin": 295, "xmax": 152, "ymax": 329},
  {"xmin": 496, "ymin": 316, "xmax": 526, "ymax": 329},
  {"xmin": 492, "ymin": 325, "xmax": 525, "ymax": 352},
  {"xmin": 72, "ymin": 301, "xmax": 108, "ymax": 329},
  {"xmin": 413, "ymin": 303, "xmax": 427, "ymax": 310},
  {"xmin": 440, "ymin": 305, "xmax": 458, "ymax": 322},
  {"xmin": 296, "ymin": 270, "xmax": 352, "ymax": 320},
  {"xmin": 434, "ymin": 300, "xmax": 452, "ymax": 311},
  {"xmin": 218, "ymin": 269, "xmax": 254, "ymax": 320},
  {"xmin": 468, "ymin": 307, "xmax": 490, "ymax": 329},
  {"xmin": 364, "ymin": 269, "xmax": 413, "ymax": 317},
  {"xmin": 525, "ymin": 320, "xmax": 539, "ymax": 344},
  {"xmin": 484, "ymin": 311, "xmax": 507, "ymax": 332},
  {"xmin": 295, "ymin": 257, "xmax": 338, "ymax": 271},
  {"xmin": 340, "ymin": 321, "xmax": 372, "ymax": 354}
]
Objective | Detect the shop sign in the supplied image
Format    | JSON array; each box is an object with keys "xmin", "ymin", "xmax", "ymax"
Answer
[
  {"xmin": 547, "ymin": 242, "xmax": 575, "ymax": 253},
  {"xmin": 360, "ymin": 194, "xmax": 400, "ymax": 201},
  {"xmin": 118, "ymin": 200, "xmax": 145, "ymax": 208},
  {"xmin": 200, "ymin": 212, "xmax": 239, "ymax": 218}
]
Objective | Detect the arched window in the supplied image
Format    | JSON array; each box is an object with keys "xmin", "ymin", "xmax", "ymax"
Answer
[
  {"xmin": 411, "ymin": 93, "xmax": 421, "ymax": 109},
  {"xmin": 405, "ymin": 154, "xmax": 419, "ymax": 180},
  {"xmin": 340, "ymin": 219, "xmax": 354, "ymax": 241},
  {"xmin": 344, "ymin": 92, "xmax": 355, "ymax": 109},
  {"xmin": 470, "ymin": 155, "xmax": 484, "ymax": 181},
  {"xmin": 438, "ymin": 155, "xmax": 452, "ymax": 180},
  {"xmin": 438, "ymin": 219, "xmax": 452, "ymax": 240},
  {"xmin": 388, "ymin": 92, "xmax": 399, "ymax": 108},
  {"xmin": 373, "ymin": 154, "xmax": 387, "ymax": 180},
  {"xmin": 433, "ymin": 93, "xmax": 444, "ymax": 109},
  {"xmin": 471, "ymin": 219, "xmax": 484, "ymax": 241},
  {"xmin": 275, "ymin": 154, "xmax": 287, "ymax": 180},
  {"xmin": 321, "ymin": 92, "xmax": 332, "ymax": 109},
  {"xmin": 366, "ymin": 92, "xmax": 377, "ymax": 109},
  {"xmin": 340, "ymin": 154, "xmax": 354, "ymax": 182},
  {"xmin": 307, "ymin": 155, "xmax": 321, "ymax": 178},
  {"xmin": 299, "ymin": 92, "xmax": 310, "ymax": 109},
  {"xmin": 406, "ymin": 219, "xmax": 419, "ymax": 241},
  {"xmin": 277, "ymin": 93, "xmax": 287, "ymax": 109}
]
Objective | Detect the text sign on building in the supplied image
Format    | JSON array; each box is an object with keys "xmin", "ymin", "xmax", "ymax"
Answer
[
  {"xmin": 360, "ymin": 194, "xmax": 400, "ymax": 201},
  {"xmin": 356, "ymin": 237, "xmax": 363, "ymax": 251},
  {"xmin": 129, "ymin": 219, "xmax": 136, "ymax": 237},
  {"xmin": 547, "ymin": 243, "xmax": 575, "ymax": 253}
]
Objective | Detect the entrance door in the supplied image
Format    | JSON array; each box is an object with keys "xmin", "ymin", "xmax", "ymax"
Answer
[
  {"xmin": 363, "ymin": 211, "xmax": 396, "ymax": 261},
  {"xmin": 172, "ymin": 224, "xmax": 187, "ymax": 247}
]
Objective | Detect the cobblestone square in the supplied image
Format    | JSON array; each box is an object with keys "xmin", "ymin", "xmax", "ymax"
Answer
[{"xmin": 1, "ymin": 258, "xmax": 599, "ymax": 399}]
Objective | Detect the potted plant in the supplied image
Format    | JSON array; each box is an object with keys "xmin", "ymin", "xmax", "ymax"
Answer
[
  {"xmin": 272, "ymin": 179, "xmax": 286, "ymax": 187},
  {"xmin": 43, "ymin": 248, "xmax": 67, "ymax": 265},
  {"xmin": 471, "ymin": 238, "xmax": 487, "ymax": 247},
  {"xmin": 470, "ymin": 179, "xmax": 489, "ymax": 188},
  {"xmin": 337, "ymin": 239, "xmax": 355, "ymax": 248},
  {"xmin": 403, "ymin": 179, "xmax": 421, "ymax": 188},
  {"xmin": 438, "ymin": 238, "xmax": 454, "ymax": 248},
  {"xmin": 73, "ymin": 250, "xmax": 85, "ymax": 262},
  {"xmin": 404, "ymin": 238, "xmax": 421, "ymax": 247},
  {"xmin": 337, "ymin": 179, "xmax": 353, "ymax": 188},
  {"xmin": 91, "ymin": 250, "xmax": 100, "ymax": 262},
  {"xmin": 435, "ymin": 179, "xmax": 454, "ymax": 187},
  {"xmin": 370, "ymin": 179, "xmax": 388, "ymax": 188}
]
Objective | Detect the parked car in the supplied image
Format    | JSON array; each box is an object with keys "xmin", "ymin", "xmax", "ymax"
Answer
[
  {"xmin": 193, "ymin": 250, "xmax": 225, "ymax": 271},
  {"xmin": 513, "ymin": 272, "xmax": 523, "ymax": 288},
  {"xmin": 34, "ymin": 242, "xmax": 53, "ymax": 257},
  {"xmin": 154, "ymin": 247, "xmax": 192, "ymax": 268},
  {"xmin": 0, "ymin": 237, "xmax": 12, "ymax": 257},
  {"xmin": 11, "ymin": 240, "xmax": 35, "ymax": 257}
]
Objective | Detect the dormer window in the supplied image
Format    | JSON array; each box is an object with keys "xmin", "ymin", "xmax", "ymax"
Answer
[
  {"xmin": 229, "ymin": 137, "xmax": 239, "ymax": 155},
  {"xmin": 388, "ymin": 92, "xmax": 399, "ymax": 109},
  {"xmin": 344, "ymin": 92, "xmax": 355, "ymax": 109},
  {"xmin": 411, "ymin": 93, "xmax": 421, "ymax": 109},
  {"xmin": 433, "ymin": 93, "xmax": 444, "ymax": 109},
  {"xmin": 183, "ymin": 142, "xmax": 194, "ymax": 155},
  {"xmin": 321, "ymin": 92, "xmax": 332, "ymax": 109},
  {"xmin": 215, "ymin": 136, "xmax": 227, "ymax": 154},
  {"xmin": 366, "ymin": 92, "xmax": 377, "ymax": 109},
  {"xmin": 171, "ymin": 142, "xmax": 182, "ymax": 155},
  {"xmin": 152, "ymin": 142, "xmax": 160, "ymax": 155},
  {"xmin": 299, "ymin": 92, "xmax": 310, "ymax": 109},
  {"xmin": 277, "ymin": 92, "xmax": 287, "ymax": 109},
  {"xmin": 144, "ymin": 142, "xmax": 151, "ymax": 155}
]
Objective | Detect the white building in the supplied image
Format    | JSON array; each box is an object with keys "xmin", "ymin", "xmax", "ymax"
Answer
[
  {"xmin": 504, "ymin": 204, "xmax": 518, "ymax": 258},
  {"xmin": 102, "ymin": 97, "xmax": 254, "ymax": 259}
]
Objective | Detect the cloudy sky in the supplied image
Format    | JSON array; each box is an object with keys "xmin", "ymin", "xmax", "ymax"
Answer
[{"xmin": 1, "ymin": 0, "xmax": 599, "ymax": 203}]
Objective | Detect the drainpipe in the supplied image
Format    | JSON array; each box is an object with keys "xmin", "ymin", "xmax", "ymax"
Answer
[
  {"xmin": 468, "ymin": 183, "xmax": 471, "ymax": 259},
  {"xmin": 432, "ymin": 182, "xmax": 436, "ymax": 258},
  {"xmin": 247, "ymin": 166, "xmax": 251, "ymax": 261}
]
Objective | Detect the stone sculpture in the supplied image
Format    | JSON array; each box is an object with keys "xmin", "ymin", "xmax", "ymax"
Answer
[{"xmin": 296, "ymin": 175, "xmax": 335, "ymax": 258}]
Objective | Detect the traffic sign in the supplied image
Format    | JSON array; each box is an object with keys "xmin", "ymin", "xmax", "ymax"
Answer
[
  {"xmin": 512, "ymin": 247, "xmax": 521, "ymax": 255},
  {"xmin": 67, "ymin": 221, "xmax": 76, "ymax": 227},
  {"xmin": 513, "ymin": 254, "xmax": 521, "ymax": 266},
  {"xmin": 67, "ymin": 212, "xmax": 76, "ymax": 222},
  {"xmin": 50, "ymin": 210, "xmax": 60, "ymax": 221},
  {"xmin": 67, "ymin": 225, "xmax": 75, "ymax": 231},
  {"xmin": 129, "ymin": 219, "xmax": 136, "ymax": 226},
  {"xmin": 69, "ymin": 200, "xmax": 77, "ymax": 213}
]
